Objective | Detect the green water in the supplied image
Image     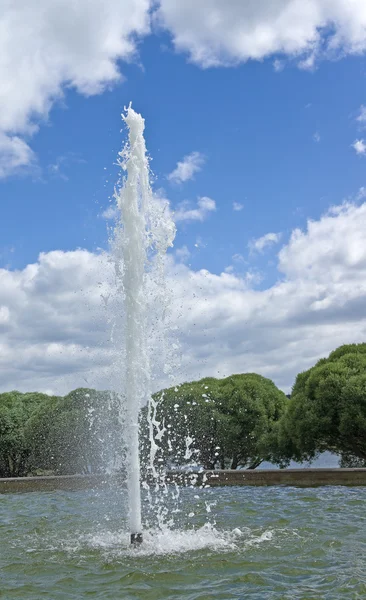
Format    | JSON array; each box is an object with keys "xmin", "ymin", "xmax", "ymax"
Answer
[{"xmin": 1, "ymin": 486, "xmax": 365, "ymax": 599}]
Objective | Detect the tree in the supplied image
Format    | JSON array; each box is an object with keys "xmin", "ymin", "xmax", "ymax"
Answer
[
  {"xmin": 140, "ymin": 378, "xmax": 222, "ymax": 472},
  {"xmin": 142, "ymin": 373, "xmax": 287, "ymax": 471},
  {"xmin": 25, "ymin": 388, "xmax": 123, "ymax": 475},
  {"xmin": 339, "ymin": 452, "xmax": 366, "ymax": 468},
  {"xmin": 277, "ymin": 343, "xmax": 366, "ymax": 464},
  {"xmin": 0, "ymin": 374, "xmax": 289, "ymax": 477},
  {"xmin": 0, "ymin": 391, "xmax": 55, "ymax": 477},
  {"xmin": 216, "ymin": 373, "xmax": 287, "ymax": 469}
]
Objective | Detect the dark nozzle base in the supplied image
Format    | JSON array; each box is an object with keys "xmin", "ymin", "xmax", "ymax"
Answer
[{"xmin": 130, "ymin": 532, "xmax": 143, "ymax": 545}]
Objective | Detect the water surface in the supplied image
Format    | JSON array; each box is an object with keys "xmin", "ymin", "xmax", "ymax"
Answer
[{"xmin": 1, "ymin": 486, "xmax": 365, "ymax": 599}]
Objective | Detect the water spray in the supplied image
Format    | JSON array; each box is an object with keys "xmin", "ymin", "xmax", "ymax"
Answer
[{"xmin": 112, "ymin": 105, "xmax": 176, "ymax": 545}]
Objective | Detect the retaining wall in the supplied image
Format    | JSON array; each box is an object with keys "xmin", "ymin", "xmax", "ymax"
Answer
[
  {"xmin": 1, "ymin": 468, "xmax": 366, "ymax": 494},
  {"xmin": 166, "ymin": 468, "xmax": 366, "ymax": 487}
]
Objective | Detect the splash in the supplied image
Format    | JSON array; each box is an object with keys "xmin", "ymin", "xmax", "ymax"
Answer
[
  {"xmin": 51, "ymin": 524, "xmax": 276, "ymax": 558},
  {"xmin": 60, "ymin": 524, "xmax": 243, "ymax": 558},
  {"xmin": 111, "ymin": 105, "xmax": 176, "ymax": 541}
]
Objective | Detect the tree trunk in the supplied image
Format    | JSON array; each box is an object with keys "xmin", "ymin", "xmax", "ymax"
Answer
[
  {"xmin": 204, "ymin": 461, "xmax": 216, "ymax": 470},
  {"xmin": 247, "ymin": 459, "xmax": 262, "ymax": 470},
  {"xmin": 231, "ymin": 455, "xmax": 239, "ymax": 470}
]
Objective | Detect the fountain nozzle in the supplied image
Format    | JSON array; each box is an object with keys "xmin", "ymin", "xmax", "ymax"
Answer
[{"xmin": 130, "ymin": 532, "xmax": 143, "ymax": 545}]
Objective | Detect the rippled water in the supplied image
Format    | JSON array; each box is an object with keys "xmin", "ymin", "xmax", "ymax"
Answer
[{"xmin": 1, "ymin": 486, "xmax": 366, "ymax": 599}]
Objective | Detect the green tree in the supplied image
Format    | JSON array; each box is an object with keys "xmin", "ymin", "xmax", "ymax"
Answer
[
  {"xmin": 142, "ymin": 373, "xmax": 287, "ymax": 471},
  {"xmin": 339, "ymin": 452, "xmax": 366, "ymax": 468},
  {"xmin": 216, "ymin": 373, "xmax": 287, "ymax": 469},
  {"xmin": 25, "ymin": 388, "xmax": 122, "ymax": 475},
  {"xmin": 277, "ymin": 343, "xmax": 366, "ymax": 464},
  {"xmin": 0, "ymin": 391, "xmax": 54, "ymax": 477}
]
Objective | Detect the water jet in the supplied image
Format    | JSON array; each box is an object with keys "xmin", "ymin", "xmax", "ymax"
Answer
[{"xmin": 111, "ymin": 104, "xmax": 175, "ymax": 545}]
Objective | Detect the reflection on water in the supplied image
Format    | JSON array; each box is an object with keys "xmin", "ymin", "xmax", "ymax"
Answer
[{"xmin": 1, "ymin": 486, "xmax": 366, "ymax": 599}]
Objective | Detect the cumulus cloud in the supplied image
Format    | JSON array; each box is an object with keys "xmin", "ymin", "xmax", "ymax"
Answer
[
  {"xmin": 249, "ymin": 232, "xmax": 282, "ymax": 254},
  {"xmin": 278, "ymin": 201, "xmax": 366, "ymax": 279},
  {"xmin": 0, "ymin": 133, "xmax": 36, "ymax": 178},
  {"xmin": 167, "ymin": 151, "xmax": 205, "ymax": 184},
  {"xmin": 352, "ymin": 139, "xmax": 366, "ymax": 154},
  {"xmin": 157, "ymin": 0, "xmax": 366, "ymax": 68},
  {"xmin": 174, "ymin": 196, "xmax": 216, "ymax": 223},
  {"xmin": 0, "ymin": 0, "xmax": 150, "ymax": 177},
  {"xmin": 356, "ymin": 186, "xmax": 366, "ymax": 200},
  {"xmin": 172, "ymin": 200, "xmax": 366, "ymax": 391},
  {"xmin": 0, "ymin": 249, "xmax": 114, "ymax": 394},
  {"xmin": 175, "ymin": 246, "xmax": 191, "ymax": 263},
  {"xmin": 313, "ymin": 132, "xmax": 321, "ymax": 142},
  {"xmin": 2, "ymin": 1, "xmax": 366, "ymax": 178},
  {"xmin": 356, "ymin": 105, "xmax": 366, "ymax": 124},
  {"xmin": 233, "ymin": 202, "xmax": 244, "ymax": 212},
  {"xmin": 2, "ymin": 198, "xmax": 366, "ymax": 394}
]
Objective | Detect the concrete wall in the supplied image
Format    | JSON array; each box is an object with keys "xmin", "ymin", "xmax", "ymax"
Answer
[
  {"xmin": 166, "ymin": 468, "xmax": 366, "ymax": 487},
  {"xmin": 0, "ymin": 474, "xmax": 113, "ymax": 494},
  {"xmin": 1, "ymin": 468, "xmax": 366, "ymax": 494}
]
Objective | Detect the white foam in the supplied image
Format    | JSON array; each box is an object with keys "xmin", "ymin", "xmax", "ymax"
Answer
[
  {"xmin": 245, "ymin": 530, "xmax": 273, "ymax": 546},
  {"xmin": 31, "ymin": 525, "xmax": 277, "ymax": 559},
  {"xmin": 85, "ymin": 523, "xmax": 237, "ymax": 556}
]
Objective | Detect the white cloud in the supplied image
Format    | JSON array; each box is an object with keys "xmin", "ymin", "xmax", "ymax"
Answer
[
  {"xmin": 2, "ymin": 199, "xmax": 366, "ymax": 394},
  {"xmin": 356, "ymin": 105, "xmax": 366, "ymax": 124},
  {"xmin": 313, "ymin": 131, "xmax": 321, "ymax": 142},
  {"xmin": 233, "ymin": 202, "xmax": 244, "ymax": 211},
  {"xmin": 0, "ymin": 133, "xmax": 36, "ymax": 178},
  {"xmin": 167, "ymin": 151, "xmax": 205, "ymax": 184},
  {"xmin": 0, "ymin": 249, "xmax": 114, "ymax": 394},
  {"xmin": 175, "ymin": 246, "xmax": 191, "ymax": 263},
  {"xmin": 0, "ymin": 305, "xmax": 10, "ymax": 325},
  {"xmin": 174, "ymin": 196, "xmax": 216, "ymax": 223},
  {"xmin": 278, "ymin": 201, "xmax": 366, "ymax": 279},
  {"xmin": 194, "ymin": 237, "xmax": 205, "ymax": 249},
  {"xmin": 273, "ymin": 59, "xmax": 285, "ymax": 72},
  {"xmin": 2, "ymin": 1, "xmax": 366, "ymax": 179},
  {"xmin": 298, "ymin": 53, "xmax": 317, "ymax": 71},
  {"xmin": 0, "ymin": 0, "xmax": 150, "ymax": 177},
  {"xmin": 157, "ymin": 0, "xmax": 366, "ymax": 68},
  {"xmin": 224, "ymin": 266, "xmax": 234, "ymax": 274},
  {"xmin": 223, "ymin": 254, "xmax": 250, "ymax": 276},
  {"xmin": 353, "ymin": 139, "xmax": 366, "ymax": 154},
  {"xmin": 101, "ymin": 205, "xmax": 119, "ymax": 220},
  {"xmin": 249, "ymin": 232, "xmax": 282, "ymax": 254},
  {"xmin": 356, "ymin": 186, "xmax": 366, "ymax": 200}
]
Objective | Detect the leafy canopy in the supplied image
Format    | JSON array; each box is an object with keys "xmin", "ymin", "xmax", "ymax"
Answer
[
  {"xmin": 277, "ymin": 343, "xmax": 366, "ymax": 464},
  {"xmin": 143, "ymin": 373, "xmax": 287, "ymax": 470}
]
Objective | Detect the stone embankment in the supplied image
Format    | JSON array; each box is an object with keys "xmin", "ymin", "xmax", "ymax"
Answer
[{"xmin": 1, "ymin": 468, "xmax": 366, "ymax": 493}]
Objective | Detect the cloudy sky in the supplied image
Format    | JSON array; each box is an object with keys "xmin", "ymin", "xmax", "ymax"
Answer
[{"xmin": 1, "ymin": 0, "xmax": 366, "ymax": 395}]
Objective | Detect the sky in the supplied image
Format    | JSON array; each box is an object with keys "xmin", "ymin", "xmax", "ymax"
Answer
[{"xmin": 1, "ymin": 0, "xmax": 366, "ymax": 396}]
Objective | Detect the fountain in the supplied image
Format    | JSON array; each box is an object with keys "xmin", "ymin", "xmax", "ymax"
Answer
[
  {"xmin": 111, "ymin": 105, "xmax": 176, "ymax": 544},
  {"xmin": 2, "ymin": 108, "xmax": 366, "ymax": 600}
]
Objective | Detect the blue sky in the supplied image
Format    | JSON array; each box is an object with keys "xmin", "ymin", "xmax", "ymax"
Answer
[
  {"xmin": 2, "ymin": 31, "xmax": 366, "ymax": 277},
  {"xmin": 2, "ymin": 1, "xmax": 366, "ymax": 395}
]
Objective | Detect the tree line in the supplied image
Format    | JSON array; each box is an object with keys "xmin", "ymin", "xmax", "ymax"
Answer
[{"xmin": 1, "ymin": 343, "xmax": 365, "ymax": 478}]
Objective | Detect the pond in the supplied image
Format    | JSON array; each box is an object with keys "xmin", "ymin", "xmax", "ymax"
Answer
[{"xmin": 1, "ymin": 486, "xmax": 365, "ymax": 599}]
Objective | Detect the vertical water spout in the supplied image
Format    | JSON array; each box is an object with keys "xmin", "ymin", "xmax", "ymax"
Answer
[{"xmin": 112, "ymin": 105, "xmax": 176, "ymax": 544}]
